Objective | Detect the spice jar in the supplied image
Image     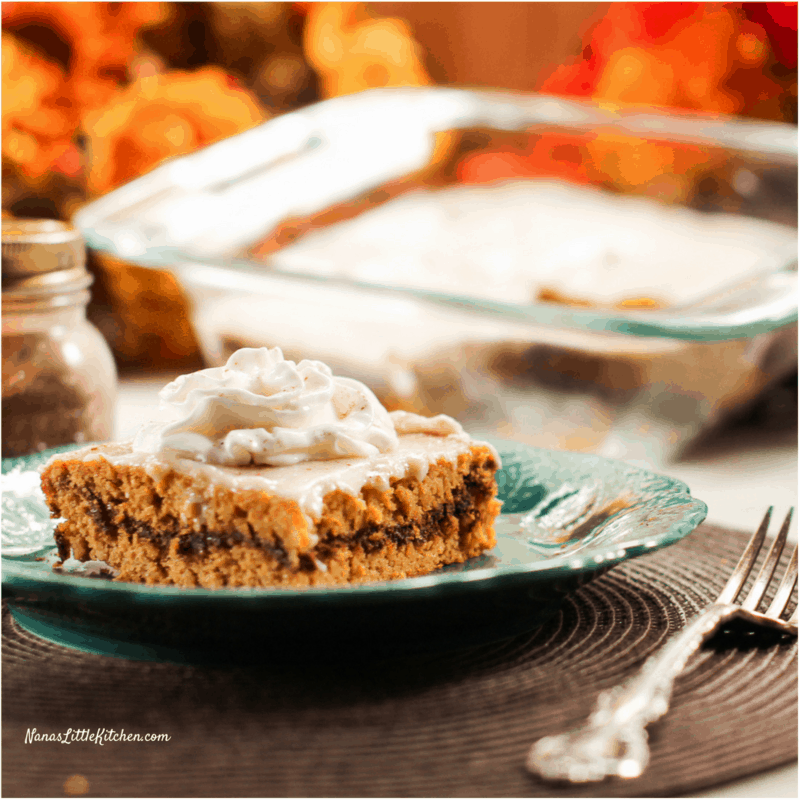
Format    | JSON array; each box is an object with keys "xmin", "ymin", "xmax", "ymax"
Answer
[{"xmin": 2, "ymin": 219, "xmax": 117, "ymax": 458}]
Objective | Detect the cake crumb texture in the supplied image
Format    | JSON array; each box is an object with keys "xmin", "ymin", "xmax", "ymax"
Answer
[{"xmin": 41, "ymin": 446, "xmax": 500, "ymax": 588}]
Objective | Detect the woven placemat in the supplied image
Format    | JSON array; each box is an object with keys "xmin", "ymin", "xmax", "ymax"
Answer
[{"xmin": 3, "ymin": 522, "xmax": 797, "ymax": 798}]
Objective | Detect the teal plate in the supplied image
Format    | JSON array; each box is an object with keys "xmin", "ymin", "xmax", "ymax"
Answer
[{"xmin": 2, "ymin": 441, "xmax": 707, "ymax": 664}]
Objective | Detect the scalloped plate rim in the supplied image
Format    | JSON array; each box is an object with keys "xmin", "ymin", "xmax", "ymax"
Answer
[{"xmin": 1, "ymin": 440, "xmax": 708, "ymax": 603}]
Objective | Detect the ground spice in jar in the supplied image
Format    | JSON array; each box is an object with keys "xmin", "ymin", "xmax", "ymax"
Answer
[
  {"xmin": 2, "ymin": 334, "xmax": 97, "ymax": 457},
  {"xmin": 2, "ymin": 220, "xmax": 116, "ymax": 459}
]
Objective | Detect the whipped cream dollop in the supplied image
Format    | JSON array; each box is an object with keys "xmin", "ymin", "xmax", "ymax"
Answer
[{"xmin": 133, "ymin": 347, "xmax": 399, "ymax": 466}]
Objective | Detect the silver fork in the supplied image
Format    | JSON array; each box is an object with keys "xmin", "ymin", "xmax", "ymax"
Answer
[{"xmin": 527, "ymin": 507, "xmax": 798, "ymax": 784}]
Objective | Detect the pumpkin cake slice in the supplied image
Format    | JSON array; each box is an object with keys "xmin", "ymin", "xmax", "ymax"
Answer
[{"xmin": 41, "ymin": 348, "xmax": 501, "ymax": 588}]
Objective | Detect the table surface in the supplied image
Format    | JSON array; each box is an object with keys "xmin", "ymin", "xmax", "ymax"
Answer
[{"xmin": 113, "ymin": 374, "xmax": 798, "ymax": 797}]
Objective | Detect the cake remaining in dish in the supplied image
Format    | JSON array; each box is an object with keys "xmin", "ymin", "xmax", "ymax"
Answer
[{"xmin": 41, "ymin": 348, "xmax": 500, "ymax": 588}]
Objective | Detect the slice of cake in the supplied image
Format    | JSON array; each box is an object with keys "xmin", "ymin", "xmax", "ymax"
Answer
[{"xmin": 41, "ymin": 348, "xmax": 501, "ymax": 588}]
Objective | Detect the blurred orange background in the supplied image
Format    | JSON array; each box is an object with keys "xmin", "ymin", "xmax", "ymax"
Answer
[{"xmin": 3, "ymin": 2, "xmax": 797, "ymax": 370}]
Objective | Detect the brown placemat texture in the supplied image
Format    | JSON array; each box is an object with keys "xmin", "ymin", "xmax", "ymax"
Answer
[{"xmin": 3, "ymin": 522, "xmax": 797, "ymax": 798}]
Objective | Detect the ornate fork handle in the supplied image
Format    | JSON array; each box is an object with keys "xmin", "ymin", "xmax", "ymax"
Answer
[{"xmin": 527, "ymin": 603, "xmax": 740, "ymax": 783}]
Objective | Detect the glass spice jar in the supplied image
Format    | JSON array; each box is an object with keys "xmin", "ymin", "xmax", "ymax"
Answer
[{"xmin": 2, "ymin": 219, "xmax": 117, "ymax": 458}]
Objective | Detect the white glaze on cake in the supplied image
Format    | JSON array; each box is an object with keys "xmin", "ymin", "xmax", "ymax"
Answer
[
  {"xmin": 269, "ymin": 180, "xmax": 796, "ymax": 307},
  {"xmin": 52, "ymin": 423, "xmax": 482, "ymax": 522}
]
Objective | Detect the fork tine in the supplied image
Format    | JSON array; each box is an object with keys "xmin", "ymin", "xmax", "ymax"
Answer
[
  {"xmin": 764, "ymin": 543, "xmax": 798, "ymax": 620},
  {"xmin": 717, "ymin": 507, "xmax": 772, "ymax": 605},
  {"xmin": 741, "ymin": 509, "xmax": 793, "ymax": 612}
]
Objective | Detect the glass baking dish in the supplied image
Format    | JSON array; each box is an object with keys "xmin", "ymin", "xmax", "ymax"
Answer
[{"xmin": 75, "ymin": 88, "xmax": 798, "ymax": 465}]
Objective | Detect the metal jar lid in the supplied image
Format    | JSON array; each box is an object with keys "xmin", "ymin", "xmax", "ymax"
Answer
[{"xmin": 2, "ymin": 219, "xmax": 92, "ymax": 297}]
